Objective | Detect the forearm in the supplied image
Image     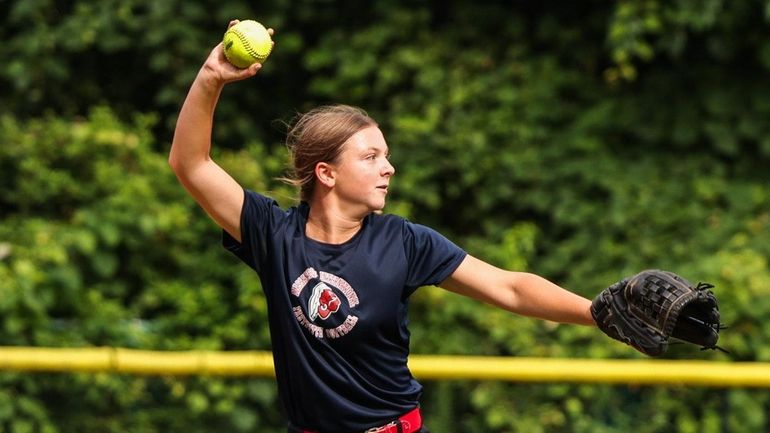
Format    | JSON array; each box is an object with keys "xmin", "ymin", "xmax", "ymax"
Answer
[
  {"xmin": 165, "ymin": 33, "xmax": 262, "ymax": 240},
  {"xmin": 442, "ymin": 256, "xmax": 596, "ymax": 326},
  {"xmin": 508, "ymin": 272, "xmax": 595, "ymax": 326},
  {"xmin": 169, "ymin": 70, "xmax": 223, "ymax": 172},
  {"xmin": 169, "ymin": 30, "xmax": 261, "ymax": 172}
]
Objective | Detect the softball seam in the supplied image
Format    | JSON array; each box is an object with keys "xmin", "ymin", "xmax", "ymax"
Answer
[{"xmin": 230, "ymin": 28, "xmax": 272, "ymax": 61}]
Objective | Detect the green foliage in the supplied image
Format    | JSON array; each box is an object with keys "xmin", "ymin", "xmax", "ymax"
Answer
[
  {"xmin": 3, "ymin": 0, "xmax": 770, "ymax": 432},
  {"xmin": 0, "ymin": 109, "xmax": 284, "ymax": 432}
]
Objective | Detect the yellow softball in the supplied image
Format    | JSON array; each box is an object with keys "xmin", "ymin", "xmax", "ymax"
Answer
[{"xmin": 223, "ymin": 20, "xmax": 273, "ymax": 68}]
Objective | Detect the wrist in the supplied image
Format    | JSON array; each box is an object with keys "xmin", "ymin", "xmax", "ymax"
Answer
[
  {"xmin": 195, "ymin": 66, "xmax": 226, "ymax": 94},
  {"xmin": 586, "ymin": 302, "xmax": 597, "ymax": 326}
]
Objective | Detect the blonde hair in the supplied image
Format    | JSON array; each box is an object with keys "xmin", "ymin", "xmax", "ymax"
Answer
[{"xmin": 283, "ymin": 105, "xmax": 378, "ymax": 201}]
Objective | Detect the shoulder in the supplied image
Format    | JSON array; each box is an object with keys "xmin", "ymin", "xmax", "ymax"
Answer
[
  {"xmin": 243, "ymin": 189, "xmax": 305, "ymax": 213},
  {"xmin": 368, "ymin": 212, "xmax": 456, "ymax": 247},
  {"xmin": 369, "ymin": 211, "xmax": 406, "ymax": 226},
  {"xmin": 241, "ymin": 189, "xmax": 306, "ymax": 229},
  {"xmin": 369, "ymin": 212, "xmax": 450, "ymax": 234},
  {"xmin": 243, "ymin": 189, "xmax": 280, "ymax": 208},
  {"xmin": 367, "ymin": 212, "xmax": 413, "ymax": 236}
]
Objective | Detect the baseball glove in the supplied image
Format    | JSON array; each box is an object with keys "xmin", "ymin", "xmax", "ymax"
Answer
[{"xmin": 591, "ymin": 269, "xmax": 725, "ymax": 356}]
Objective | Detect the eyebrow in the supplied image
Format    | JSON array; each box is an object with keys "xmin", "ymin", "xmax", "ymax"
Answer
[{"xmin": 363, "ymin": 146, "xmax": 389, "ymax": 154}]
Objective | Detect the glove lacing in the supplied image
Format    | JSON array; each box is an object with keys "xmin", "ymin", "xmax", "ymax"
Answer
[{"xmin": 677, "ymin": 282, "xmax": 729, "ymax": 353}]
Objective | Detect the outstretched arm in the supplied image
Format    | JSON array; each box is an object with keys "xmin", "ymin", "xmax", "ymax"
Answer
[
  {"xmin": 169, "ymin": 21, "xmax": 273, "ymax": 242},
  {"xmin": 440, "ymin": 255, "xmax": 595, "ymax": 325}
]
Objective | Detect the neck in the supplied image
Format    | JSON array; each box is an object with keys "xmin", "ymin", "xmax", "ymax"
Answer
[{"xmin": 305, "ymin": 204, "xmax": 366, "ymax": 245}]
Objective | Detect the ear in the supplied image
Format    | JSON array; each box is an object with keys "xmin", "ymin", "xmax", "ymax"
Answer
[{"xmin": 314, "ymin": 162, "xmax": 336, "ymax": 188}]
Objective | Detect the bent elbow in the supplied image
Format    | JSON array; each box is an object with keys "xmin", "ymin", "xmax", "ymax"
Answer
[
  {"xmin": 168, "ymin": 152, "xmax": 181, "ymax": 174},
  {"xmin": 167, "ymin": 149, "xmax": 196, "ymax": 178}
]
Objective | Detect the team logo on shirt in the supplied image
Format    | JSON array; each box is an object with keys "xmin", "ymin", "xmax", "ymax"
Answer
[
  {"xmin": 308, "ymin": 282, "xmax": 341, "ymax": 320},
  {"xmin": 290, "ymin": 267, "xmax": 359, "ymax": 339}
]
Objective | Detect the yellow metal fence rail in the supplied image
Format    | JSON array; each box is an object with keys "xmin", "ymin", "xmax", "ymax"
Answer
[{"xmin": 0, "ymin": 347, "xmax": 767, "ymax": 388}]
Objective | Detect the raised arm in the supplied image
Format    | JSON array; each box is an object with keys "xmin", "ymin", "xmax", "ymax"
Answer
[
  {"xmin": 440, "ymin": 255, "xmax": 595, "ymax": 325},
  {"xmin": 169, "ymin": 21, "xmax": 272, "ymax": 242}
]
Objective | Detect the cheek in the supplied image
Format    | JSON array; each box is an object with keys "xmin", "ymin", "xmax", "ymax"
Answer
[
  {"xmin": 339, "ymin": 162, "xmax": 379, "ymax": 192},
  {"xmin": 349, "ymin": 164, "xmax": 376, "ymax": 182}
]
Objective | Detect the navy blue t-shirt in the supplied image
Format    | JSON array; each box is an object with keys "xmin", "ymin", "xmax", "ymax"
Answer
[{"xmin": 223, "ymin": 190, "xmax": 466, "ymax": 433}]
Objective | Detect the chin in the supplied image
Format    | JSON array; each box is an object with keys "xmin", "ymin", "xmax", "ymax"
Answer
[{"xmin": 368, "ymin": 200, "xmax": 386, "ymax": 213}]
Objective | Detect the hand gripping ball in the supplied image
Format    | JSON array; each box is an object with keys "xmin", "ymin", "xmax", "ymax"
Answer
[{"xmin": 223, "ymin": 20, "xmax": 273, "ymax": 68}]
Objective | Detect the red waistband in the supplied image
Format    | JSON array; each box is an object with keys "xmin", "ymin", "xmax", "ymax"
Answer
[{"xmin": 302, "ymin": 407, "xmax": 422, "ymax": 433}]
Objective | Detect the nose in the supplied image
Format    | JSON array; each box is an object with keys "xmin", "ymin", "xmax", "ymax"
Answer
[{"xmin": 382, "ymin": 158, "xmax": 395, "ymax": 177}]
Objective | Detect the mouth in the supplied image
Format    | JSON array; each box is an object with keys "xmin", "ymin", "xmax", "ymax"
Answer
[{"xmin": 376, "ymin": 185, "xmax": 389, "ymax": 193}]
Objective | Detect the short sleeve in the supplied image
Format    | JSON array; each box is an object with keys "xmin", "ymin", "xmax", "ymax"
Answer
[
  {"xmin": 402, "ymin": 221, "xmax": 467, "ymax": 292},
  {"xmin": 222, "ymin": 189, "xmax": 283, "ymax": 273}
]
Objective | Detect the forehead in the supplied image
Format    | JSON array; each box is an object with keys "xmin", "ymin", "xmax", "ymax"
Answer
[{"xmin": 344, "ymin": 126, "xmax": 388, "ymax": 152}]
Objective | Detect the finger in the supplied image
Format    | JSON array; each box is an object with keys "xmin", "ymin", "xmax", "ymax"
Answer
[
  {"xmin": 267, "ymin": 28, "xmax": 275, "ymax": 36},
  {"xmin": 224, "ymin": 63, "xmax": 260, "ymax": 82},
  {"xmin": 237, "ymin": 63, "xmax": 262, "ymax": 79},
  {"xmin": 211, "ymin": 42, "xmax": 227, "ymax": 60},
  {"xmin": 228, "ymin": 19, "xmax": 239, "ymax": 29}
]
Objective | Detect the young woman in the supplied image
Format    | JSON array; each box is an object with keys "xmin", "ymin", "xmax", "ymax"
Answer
[{"xmin": 170, "ymin": 21, "xmax": 596, "ymax": 433}]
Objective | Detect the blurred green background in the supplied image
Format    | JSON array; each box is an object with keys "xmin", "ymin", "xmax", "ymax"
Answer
[{"xmin": 2, "ymin": 0, "xmax": 770, "ymax": 432}]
